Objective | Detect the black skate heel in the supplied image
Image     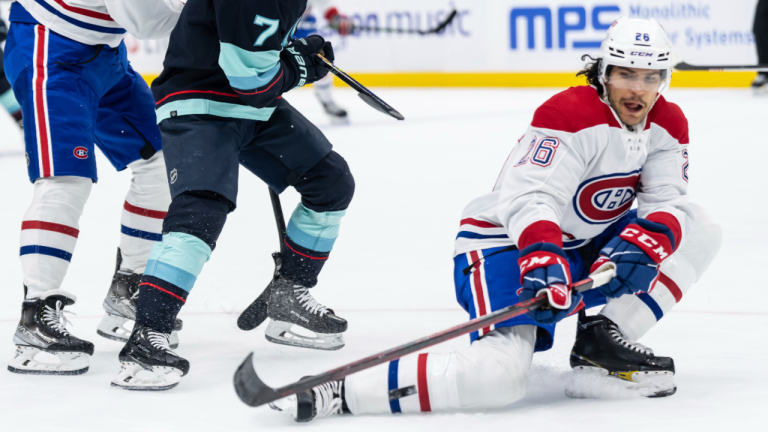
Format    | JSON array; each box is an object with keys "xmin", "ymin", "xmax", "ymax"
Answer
[
  {"xmin": 567, "ymin": 310, "xmax": 676, "ymax": 398},
  {"xmin": 112, "ymin": 323, "xmax": 189, "ymax": 391}
]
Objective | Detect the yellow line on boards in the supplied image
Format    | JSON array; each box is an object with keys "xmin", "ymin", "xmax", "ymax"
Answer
[{"xmin": 141, "ymin": 71, "xmax": 757, "ymax": 88}]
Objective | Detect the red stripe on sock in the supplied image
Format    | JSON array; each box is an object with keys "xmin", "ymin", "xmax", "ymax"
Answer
[
  {"xmin": 283, "ymin": 238, "xmax": 328, "ymax": 260},
  {"xmin": 21, "ymin": 220, "xmax": 79, "ymax": 238},
  {"xmin": 658, "ymin": 272, "xmax": 682, "ymax": 303},
  {"xmin": 417, "ymin": 353, "xmax": 431, "ymax": 412},
  {"xmin": 124, "ymin": 201, "xmax": 168, "ymax": 219},
  {"xmin": 140, "ymin": 282, "xmax": 186, "ymax": 303}
]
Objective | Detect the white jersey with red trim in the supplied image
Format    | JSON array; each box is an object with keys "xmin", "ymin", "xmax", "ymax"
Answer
[
  {"xmin": 454, "ymin": 85, "xmax": 692, "ymax": 256},
  {"xmin": 15, "ymin": 0, "xmax": 184, "ymax": 47}
]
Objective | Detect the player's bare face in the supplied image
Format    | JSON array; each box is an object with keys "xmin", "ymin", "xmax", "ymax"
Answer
[{"xmin": 606, "ymin": 67, "xmax": 662, "ymax": 126}]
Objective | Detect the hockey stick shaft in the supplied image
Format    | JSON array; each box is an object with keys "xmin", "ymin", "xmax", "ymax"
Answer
[
  {"xmin": 674, "ymin": 61, "xmax": 768, "ymax": 72},
  {"xmin": 316, "ymin": 54, "xmax": 404, "ymax": 121},
  {"xmin": 268, "ymin": 188, "xmax": 286, "ymax": 244},
  {"xmin": 234, "ymin": 268, "xmax": 616, "ymax": 407},
  {"xmin": 351, "ymin": 10, "xmax": 457, "ymax": 35}
]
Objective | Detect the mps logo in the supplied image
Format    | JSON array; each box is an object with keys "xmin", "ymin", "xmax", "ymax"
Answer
[
  {"xmin": 73, "ymin": 147, "xmax": 89, "ymax": 159},
  {"xmin": 574, "ymin": 171, "xmax": 640, "ymax": 225}
]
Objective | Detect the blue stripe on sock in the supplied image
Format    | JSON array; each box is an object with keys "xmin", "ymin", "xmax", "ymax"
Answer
[
  {"xmin": 121, "ymin": 225, "xmax": 163, "ymax": 242},
  {"xmin": 455, "ymin": 231, "xmax": 509, "ymax": 240},
  {"xmin": 286, "ymin": 220, "xmax": 337, "ymax": 252},
  {"xmin": 388, "ymin": 360, "xmax": 401, "ymax": 414},
  {"xmin": 20, "ymin": 245, "xmax": 72, "ymax": 261},
  {"xmin": 637, "ymin": 293, "xmax": 664, "ymax": 321},
  {"xmin": 144, "ymin": 259, "xmax": 197, "ymax": 292}
]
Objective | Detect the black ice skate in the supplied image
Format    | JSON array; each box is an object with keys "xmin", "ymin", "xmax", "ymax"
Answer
[
  {"xmin": 265, "ymin": 276, "xmax": 347, "ymax": 351},
  {"xmin": 752, "ymin": 72, "xmax": 768, "ymax": 95},
  {"xmin": 269, "ymin": 379, "xmax": 348, "ymax": 422},
  {"xmin": 98, "ymin": 248, "xmax": 181, "ymax": 348},
  {"xmin": 237, "ymin": 252, "xmax": 280, "ymax": 331},
  {"xmin": 112, "ymin": 323, "xmax": 190, "ymax": 391},
  {"xmin": 9, "ymin": 289, "xmax": 94, "ymax": 375},
  {"xmin": 567, "ymin": 310, "xmax": 676, "ymax": 398},
  {"xmin": 318, "ymin": 95, "xmax": 349, "ymax": 125}
]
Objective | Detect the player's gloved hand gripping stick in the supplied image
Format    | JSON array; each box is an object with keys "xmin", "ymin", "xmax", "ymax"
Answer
[{"xmin": 233, "ymin": 266, "xmax": 617, "ymax": 408}]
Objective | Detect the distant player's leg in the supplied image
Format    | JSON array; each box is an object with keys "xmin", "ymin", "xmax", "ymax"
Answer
[
  {"xmin": 6, "ymin": 23, "xmax": 108, "ymax": 374},
  {"xmin": 270, "ymin": 246, "xmax": 543, "ymax": 421},
  {"xmin": 112, "ymin": 114, "xmax": 241, "ymax": 390},
  {"xmin": 89, "ymin": 63, "xmax": 176, "ymax": 347},
  {"xmin": 239, "ymin": 98, "xmax": 354, "ymax": 350},
  {"xmin": 752, "ymin": 0, "xmax": 768, "ymax": 93},
  {"xmin": 569, "ymin": 204, "xmax": 722, "ymax": 397},
  {"xmin": 314, "ymin": 74, "xmax": 348, "ymax": 124}
]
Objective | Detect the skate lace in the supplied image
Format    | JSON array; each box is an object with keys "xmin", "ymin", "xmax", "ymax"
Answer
[
  {"xmin": 608, "ymin": 324, "xmax": 654, "ymax": 356},
  {"xmin": 294, "ymin": 287, "xmax": 330, "ymax": 317},
  {"xmin": 313, "ymin": 381, "xmax": 343, "ymax": 418},
  {"xmin": 42, "ymin": 301, "xmax": 74, "ymax": 336},
  {"xmin": 147, "ymin": 331, "xmax": 173, "ymax": 353}
]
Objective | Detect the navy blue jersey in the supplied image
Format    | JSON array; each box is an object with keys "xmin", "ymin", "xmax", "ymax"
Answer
[{"xmin": 152, "ymin": 0, "xmax": 307, "ymax": 123}]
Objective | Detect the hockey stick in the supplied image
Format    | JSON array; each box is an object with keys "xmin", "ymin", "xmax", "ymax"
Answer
[
  {"xmin": 233, "ymin": 268, "xmax": 616, "ymax": 408},
  {"xmin": 350, "ymin": 10, "xmax": 458, "ymax": 35},
  {"xmin": 674, "ymin": 61, "xmax": 768, "ymax": 72},
  {"xmin": 316, "ymin": 53, "xmax": 405, "ymax": 121},
  {"xmin": 235, "ymin": 188, "xmax": 285, "ymax": 331}
]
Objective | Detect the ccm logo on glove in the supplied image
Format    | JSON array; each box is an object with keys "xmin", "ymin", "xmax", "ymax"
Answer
[{"xmin": 619, "ymin": 223, "xmax": 674, "ymax": 263}]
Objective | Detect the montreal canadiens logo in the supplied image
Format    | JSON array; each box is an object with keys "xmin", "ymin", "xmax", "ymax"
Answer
[
  {"xmin": 73, "ymin": 147, "xmax": 89, "ymax": 159},
  {"xmin": 574, "ymin": 171, "xmax": 640, "ymax": 225}
]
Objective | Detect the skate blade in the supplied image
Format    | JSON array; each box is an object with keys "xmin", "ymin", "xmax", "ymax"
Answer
[
  {"xmin": 329, "ymin": 115, "xmax": 350, "ymax": 126},
  {"xmin": 265, "ymin": 320, "xmax": 345, "ymax": 351},
  {"xmin": 97, "ymin": 314, "xmax": 179, "ymax": 348},
  {"xmin": 7, "ymin": 346, "xmax": 90, "ymax": 375},
  {"xmin": 565, "ymin": 366, "xmax": 676, "ymax": 399},
  {"xmin": 111, "ymin": 362, "xmax": 182, "ymax": 391}
]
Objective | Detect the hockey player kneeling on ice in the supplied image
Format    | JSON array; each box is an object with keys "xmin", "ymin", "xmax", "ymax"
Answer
[
  {"xmin": 111, "ymin": 0, "xmax": 354, "ymax": 391},
  {"xmin": 269, "ymin": 17, "xmax": 722, "ymax": 421},
  {"xmin": 6, "ymin": 0, "xmax": 185, "ymax": 375}
]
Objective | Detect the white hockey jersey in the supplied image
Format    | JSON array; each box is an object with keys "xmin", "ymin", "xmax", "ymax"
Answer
[
  {"xmin": 14, "ymin": 0, "xmax": 184, "ymax": 47},
  {"xmin": 454, "ymin": 86, "xmax": 692, "ymax": 257}
]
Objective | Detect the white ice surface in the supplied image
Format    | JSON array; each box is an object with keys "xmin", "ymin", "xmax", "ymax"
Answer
[{"xmin": 0, "ymin": 88, "xmax": 765, "ymax": 431}]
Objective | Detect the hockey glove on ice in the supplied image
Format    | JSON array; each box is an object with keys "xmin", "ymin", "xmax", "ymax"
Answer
[
  {"xmin": 518, "ymin": 243, "xmax": 582, "ymax": 325},
  {"xmin": 325, "ymin": 8, "xmax": 353, "ymax": 36},
  {"xmin": 280, "ymin": 35, "xmax": 334, "ymax": 92},
  {"xmin": 591, "ymin": 218, "xmax": 676, "ymax": 298}
]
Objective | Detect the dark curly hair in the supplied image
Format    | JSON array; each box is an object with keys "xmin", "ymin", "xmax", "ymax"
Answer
[{"xmin": 576, "ymin": 54, "xmax": 611, "ymax": 96}]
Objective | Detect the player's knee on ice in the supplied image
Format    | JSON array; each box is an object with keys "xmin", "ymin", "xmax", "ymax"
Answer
[
  {"xmin": 601, "ymin": 203, "xmax": 722, "ymax": 341},
  {"xmin": 345, "ymin": 325, "xmax": 536, "ymax": 414}
]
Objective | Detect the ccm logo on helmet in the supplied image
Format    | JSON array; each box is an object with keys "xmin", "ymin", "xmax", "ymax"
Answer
[
  {"xmin": 73, "ymin": 147, "xmax": 89, "ymax": 159},
  {"xmin": 631, "ymin": 52, "xmax": 653, "ymax": 57},
  {"xmin": 573, "ymin": 170, "xmax": 641, "ymax": 225}
]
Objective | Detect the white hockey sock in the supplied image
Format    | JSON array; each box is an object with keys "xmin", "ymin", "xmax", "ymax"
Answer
[
  {"xmin": 20, "ymin": 176, "xmax": 92, "ymax": 299},
  {"xmin": 314, "ymin": 74, "xmax": 335, "ymax": 103},
  {"xmin": 119, "ymin": 151, "xmax": 171, "ymax": 274},
  {"xmin": 344, "ymin": 325, "xmax": 536, "ymax": 415},
  {"xmin": 601, "ymin": 203, "xmax": 723, "ymax": 340}
]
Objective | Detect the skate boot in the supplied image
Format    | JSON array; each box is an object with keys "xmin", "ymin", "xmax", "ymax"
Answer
[
  {"xmin": 9, "ymin": 289, "xmax": 94, "ymax": 375},
  {"xmin": 752, "ymin": 72, "xmax": 768, "ymax": 95},
  {"xmin": 237, "ymin": 252, "xmax": 280, "ymax": 331},
  {"xmin": 567, "ymin": 310, "xmax": 676, "ymax": 398},
  {"xmin": 318, "ymin": 95, "xmax": 349, "ymax": 125},
  {"xmin": 270, "ymin": 379, "xmax": 348, "ymax": 422},
  {"xmin": 98, "ymin": 248, "xmax": 181, "ymax": 348},
  {"xmin": 265, "ymin": 276, "xmax": 347, "ymax": 351},
  {"xmin": 112, "ymin": 323, "xmax": 190, "ymax": 391}
]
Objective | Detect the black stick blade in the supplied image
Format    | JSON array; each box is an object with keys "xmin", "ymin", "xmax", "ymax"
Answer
[
  {"xmin": 358, "ymin": 93, "xmax": 404, "ymax": 121},
  {"xmin": 423, "ymin": 10, "xmax": 457, "ymax": 34},
  {"xmin": 234, "ymin": 353, "xmax": 278, "ymax": 407}
]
